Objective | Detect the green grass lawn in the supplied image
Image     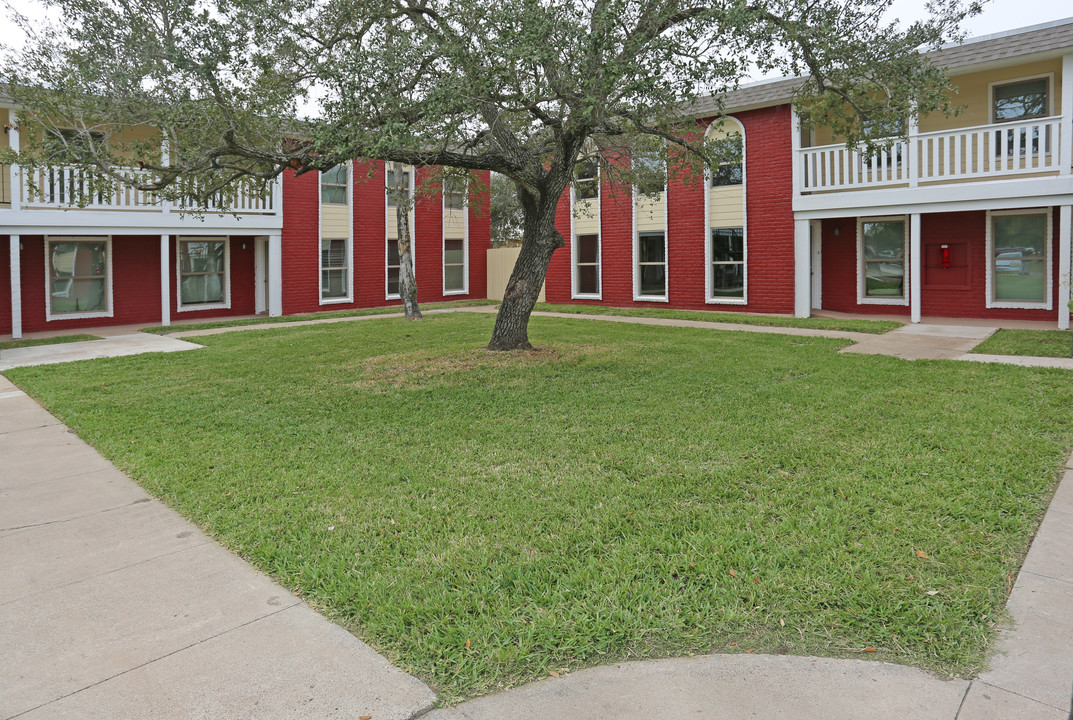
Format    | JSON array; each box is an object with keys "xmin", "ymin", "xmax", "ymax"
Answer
[
  {"xmin": 534, "ymin": 303, "xmax": 902, "ymax": 334},
  {"xmin": 0, "ymin": 334, "xmax": 101, "ymax": 350},
  {"xmin": 972, "ymin": 329, "xmax": 1073, "ymax": 359},
  {"xmin": 6, "ymin": 313, "xmax": 1071, "ymax": 702}
]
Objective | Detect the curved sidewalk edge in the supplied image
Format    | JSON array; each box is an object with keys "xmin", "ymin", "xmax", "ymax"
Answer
[
  {"xmin": 0, "ymin": 334, "xmax": 203, "ymax": 372},
  {"xmin": 0, "ymin": 374, "xmax": 436, "ymax": 720}
]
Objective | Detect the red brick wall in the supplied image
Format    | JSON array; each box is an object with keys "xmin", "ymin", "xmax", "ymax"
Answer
[
  {"xmin": 545, "ymin": 105, "xmax": 796, "ymax": 313},
  {"xmin": 820, "ymin": 210, "xmax": 1061, "ymax": 321},
  {"xmin": 281, "ymin": 162, "xmax": 490, "ymax": 315}
]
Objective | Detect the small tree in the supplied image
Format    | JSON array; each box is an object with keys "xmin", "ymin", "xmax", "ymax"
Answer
[
  {"xmin": 387, "ymin": 163, "xmax": 421, "ymax": 319},
  {"xmin": 2, "ymin": 0, "xmax": 978, "ymax": 350}
]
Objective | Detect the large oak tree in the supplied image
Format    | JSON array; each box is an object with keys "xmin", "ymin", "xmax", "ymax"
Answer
[{"xmin": 3, "ymin": 0, "xmax": 978, "ymax": 349}]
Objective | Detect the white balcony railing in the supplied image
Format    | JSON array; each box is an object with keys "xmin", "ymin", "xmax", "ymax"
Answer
[
  {"xmin": 11, "ymin": 164, "xmax": 278, "ymax": 215},
  {"xmin": 799, "ymin": 116, "xmax": 1065, "ymax": 193}
]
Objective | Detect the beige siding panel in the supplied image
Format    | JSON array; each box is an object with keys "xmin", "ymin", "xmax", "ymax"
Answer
[
  {"xmin": 486, "ymin": 246, "xmax": 545, "ymax": 302},
  {"xmin": 387, "ymin": 204, "xmax": 398, "ymax": 238},
  {"xmin": 919, "ymin": 59, "xmax": 1063, "ymax": 133},
  {"xmin": 444, "ymin": 208, "xmax": 466, "ymax": 236},
  {"xmin": 709, "ymin": 186, "xmax": 744, "ymax": 228},
  {"xmin": 321, "ymin": 205, "xmax": 349, "ymax": 238},
  {"xmin": 573, "ymin": 198, "xmax": 599, "ymax": 234},
  {"xmin": 636, "ymin": 193, "xmax": 665, "ymax": 232}
]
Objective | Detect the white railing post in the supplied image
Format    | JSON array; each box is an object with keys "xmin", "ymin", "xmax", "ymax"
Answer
[
  {"xmin": 8, "ymin": 235, "xmax": 21, "ymax": 339},
  {"xmin": 161, "ymin": 137, "xmax": 172, "ymax": 214},
  {"xmin": 9, "ymin": 112, "xmax": 22, "ymax": 211}
]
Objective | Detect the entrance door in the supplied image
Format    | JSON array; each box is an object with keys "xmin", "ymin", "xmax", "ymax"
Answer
[{"xmin": 254, "ymin": 237, "xmax": 268, "ymax": 314}]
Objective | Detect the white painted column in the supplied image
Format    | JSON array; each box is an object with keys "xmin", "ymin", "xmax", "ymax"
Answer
[
  {"xmin": 1059, "ymin": 205, "xmax": 1071, "ymax": 330},
  {"xmin": 8, "ymin": 111, "xmax": 20, "ymax": 212},
  {"xmin": 160, "ymin": 234, "xmax": 171, "ymax": 327},
  {"xmin": 268, "ymin": 233, "xmax": 283, "ymax": 317},
  {"xmin": 907, "ymin": 111, "xmax": 919, "ymax": 188},
  {"xmin": 910, "ymin": 213, "xmax": 922, "ymax": 324},
  {"xmin": 794, "ymin": 219, "xmax": 811, "ymax": 318},
  {"xmin": 9, "ymin": 235, "xmax": 21, "ymax": 339},
  {"xmin": 1061, "ymin": 54, "xmax": 1072, "ymax": 176}
]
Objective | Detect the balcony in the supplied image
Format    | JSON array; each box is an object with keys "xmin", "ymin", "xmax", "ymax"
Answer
[
  {"xmin": 798, "ymin": 116, "xmax": 1066, "ymax": 194},
  {"xmin": 1, "ymin": 163, "xmax": 278, "ymax": 215}
]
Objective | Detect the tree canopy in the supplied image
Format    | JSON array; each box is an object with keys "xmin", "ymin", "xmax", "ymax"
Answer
[{"xmin": 3, "ymin": 0, "xmax": 980, "ymax": 348}]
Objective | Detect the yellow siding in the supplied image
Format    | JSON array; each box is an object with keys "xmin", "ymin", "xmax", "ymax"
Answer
[
  {"xmin": 444, "ymin": 208, "xmax": 466, "ymax": 236},
  {"xmin": 387, "ymin": 204, "xmax": 398, "ymax": 238},
  {"xmin": 321, "ymin": 205, "xmax": 349, "ymax": 238},
  {"xmin": 919, "ymin": 59, "xmax": 1062, "ymax": 133},
  {"xmin": 636, "ymin": 192, "xmax": 665, "ymax": 232},
  {"xmin": 709, "ymin": 186, "xmax": 744, "ymax": 228},
  {"xmin": 573, "ymin": 197, "xmax": 598, "ymax": 234},
  {"xmin": 486, "ymin": 246, "xmax": 545, "ymax": 301}
]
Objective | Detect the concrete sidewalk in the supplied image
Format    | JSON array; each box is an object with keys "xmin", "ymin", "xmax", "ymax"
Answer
[
  {"xmin": 0, "ymin": 334, "xmax": 202, "ymax": 372},
  {"xmin": 0, "ymin": 373, "xmax": 436, "ymax": 719}
]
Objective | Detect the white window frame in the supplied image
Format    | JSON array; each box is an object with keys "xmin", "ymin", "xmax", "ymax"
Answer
[
  {"xmin": 705, "ymin": 116, "xmax": 747, "ymax": 305},
  {"xmin": 43, "ymin": 235, "xmax": 114, "ymax": 321},
  {"xmin": 319, "ymin": 163, "xmax": 354, "ymax": 305},
  {"xmin": 989, "ymin": 73, "xmax": 1054, "ymax": 124},
  {"xmin": 632, "ymin": 155, "xmax": 668, "ymax": 302},
  {"xmin": 857, "ymin": 216, "xmax": 910, "ymax": 306},
  {"xmin": 985, "ymin": 207, "xmax": 1053, "ymax": 310},
  {"xmin": 385, "ymin": 163, "xmax": 416, "ymax": 300},
  {"xmin": 442, "ymin": 176, "xmax": 469, "ymax": 296},
  {"xmin": 571, "ymin": 176, "xmax": 602, "ymax": 300},
  {"xmin": 176, "ymin": 236, "xmax": 231, "ymax": 312}
]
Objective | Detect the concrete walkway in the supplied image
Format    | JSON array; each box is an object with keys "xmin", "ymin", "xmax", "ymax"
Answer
[
  {"xmin": 0, "ymin": 334, "xmax": 202, "ymax": 372},
  {"xmin": 2, "ymin": 309, "xmax": 1072, "ymax": 718}
]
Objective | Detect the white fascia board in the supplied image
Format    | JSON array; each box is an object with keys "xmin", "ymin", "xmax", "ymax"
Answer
[{"xmin": 0, "ymin": 209, "xmax": 283, "ymax": 235}]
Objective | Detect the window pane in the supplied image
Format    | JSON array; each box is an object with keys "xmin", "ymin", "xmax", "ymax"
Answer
[
  {"xmin": 578, "ymin": 265, "xmax": 598, "ymax": 295},
  {"xmin": 994, "ymin": 79, "xmax": 1048, "ymax": 121},
  {"xmin": 577, "ymin": 234, "xmax": 598, "ymax": 264},
  {"xmin": 574, "ymin": 160, "xmax": 598, "ymax": 200},
  {"xmin": 321, "ymin": 185, "xmax": 347, "ymax": 205},
  {"xmin": 640, "ymin": 265, "xmax": 666, "ymax": 296},
  {"xmin": 181, "ymin": 273, "xmax": 224, "ymax": 304},
  {"xmin": 862, "ymin": 222, "xmax": 904, "ymax": 260},
  {"xmin": 994, "ymin": 259, "xmax": 1046, "ymax": 302},
  {"xmin": 387, "ymin": 239, "xmax": 400, "ymax": 265},
  {"xmin": 711, "ymin": 228, "xmax": 743, "ymax": 262},
  {"xmin": 444, "ymin": 238, "xmax": 464, "ymax": 264},
  {"xmin": 444, "ymin": 264, "xmax": 465, "ymax": 291},
  {"xmin": 50, "ymin": 277, "xmax": 106, "ymax": 313},
  {"xmin": 321, "ymin": 238, "xmax": 346, "ymax": 268},
  {"xmin": 180, "ymin": 241, "xmax": 225, "ymax": 273},
  {"xmin": 387, "ymin": 269, "xmax": 400, "ymax": 295},
  {"xmin": 322, "ymin": 269, "xmax": 348, "ymax": 298},
  {"xmin": 711, "ymin": 264, "xmax": 744, "ymax": 298},
  {"xmin": 865, "ymin": 261, "xmax": 905, "ymax": 297},
  {"xmin": 639, "ymin": 233, "xmax": 665, "ymax": 263},
  {"xmin": 994, "ymin": 214, "xmax": 1047, "ymax": 257}
]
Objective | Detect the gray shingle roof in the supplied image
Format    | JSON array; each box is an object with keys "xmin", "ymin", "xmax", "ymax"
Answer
[{"xmin": 690, "ymin": 16, "xmax": 1073, "ymax": 117}]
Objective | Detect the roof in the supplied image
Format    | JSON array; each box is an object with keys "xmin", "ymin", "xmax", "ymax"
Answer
[{"xmin": 690, "ymin": 16, "xmax": 1073, "ymax": 117}]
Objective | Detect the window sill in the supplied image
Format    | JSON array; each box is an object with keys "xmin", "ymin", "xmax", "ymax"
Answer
[
  {"xmin": 572, "ymin": 293, "xmax": 602, "ymax": 301},
  {"xmin": 986, "ymin": 300, "xmax": 1052, "ymax": 310},
  {"xmin": 857, "ymin": 297, "xmax": 909, "ymax": 306},
  {"xmin": 319, "ymin": 297, "xmax": 353, "ymax": 305},
  {"xmin": 46, "ymin": 309, "xmax": 114, "ymax": 322},
  {"xmin": 633, "ymin": 294, "xmax": 669, "ymax": 303},
  {"xmin": 706, "ymin": 297, "xmax": 747, "ymax": 305},
  {"xmin": 178, "ymin": 301, "xmax": 231, "ymax": 313},
  {"xmin": 443, "ymin": 289, "xmax": 469, "ymax": 296}
]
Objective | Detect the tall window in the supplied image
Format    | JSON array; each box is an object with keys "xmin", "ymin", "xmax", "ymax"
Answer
[
  {"xmin": 859, "ymin": 219, "xmax": 906, "ymax": 302},
  {"xmin": 386, "ymin": 166, "xmax": 410, "ymax": 207},
  {"xmin": 444, "ymin": 238, "xmax": 466, "ymax": 293},
  {"xmin": 574, "ymin": 160, "xmax": 598, "ymax": 200},
  {"xmin": 321, "ymin": 238, "xmax": 349, "ymax": 299},
  {"xmin": 47, "ymin": 238, "xmax": 110, "ymax": 317},
  {"xmin": 444, "ymin": 176, "xmax": 466, "ymax": 210},
  {"xmin": 179, "ymin": 238, "xmax": 228, "ymax": 308},
  {"xmin": 320, "ymin": 166, "xmax": 348, "ymax": 205},
  {"xmin": 575, "ymin": 234, "xmax": 600, "ymax": 296},
  {"xmin": 989, "ymin": 210, "xmax": 1049, "ymax": 307},
  {"xmin": 710, "ymin": 133, "xmax": 744, "ymax": 187},
  {"xmin": 387, "ymin": 239, "xmax": 401, "ymax": 296},
  {"xmin": 637, "ymin": 232, "xmax": 666, "ymax": 298},
  {"xmin": 710, "ymin": 228, "xmax": 744, "ymax": 299}
]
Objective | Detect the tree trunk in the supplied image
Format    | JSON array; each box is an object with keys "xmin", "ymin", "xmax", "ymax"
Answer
[
  {"xmin": 486, "ymin": 189, "xmax": 563, "ymax": 351},
  {"xmin": 392, "ymin": 170, "xmax": 422, "ymax": 320}
]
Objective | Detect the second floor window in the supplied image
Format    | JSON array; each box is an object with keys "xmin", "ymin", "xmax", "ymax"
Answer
[
  {"xmin": 710, "ymin": 134, "xmax": 743, "ymax": 187},
  {"xmin": 321, "ymin": 166, "xmax": 348, "ymax": 205},
  {"xmin": 387, "ymin": 166, "xmax": 410, "ymax": 207},
  {"xmin": 993, "ymin": 78, "xmax": 1049, "ymax": 123},
  {"xmin": 574, "ymin": 160, "xmax": 598, "ymax": 200}
]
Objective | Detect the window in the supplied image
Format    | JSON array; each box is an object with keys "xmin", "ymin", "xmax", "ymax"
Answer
[
  {"xmin": 47, "ymin": 238, "xmax": 110, "ymax": 317},
  {"xmin": 633, "ymin": 153, "xmax": 666, "ymax": 195},
  {"xmin": 443, "ymin": 238, "xmax": 466, "ymax": 293},
  {"xmin": 387, "ymin": 238, "xmax": 401, "ymax": 296},
  {"xmin": 574, "ymin": 160, "xmax": 598, "ymax": 200},
  {"xmin": 988, "ymin": 209, "xmax": 1050, "ymax": 308},
  {"xmin": 178, "ymin": 238, "xmax": 228, "ymax": 308},
  {"xmin": 386, "ymin": 165, "xmax": 410, "ymax": 207},
  {"xmin": 710, "ymin": 228, "xmax": 744, "ymax": 299},
  {"xmin": 992, "ymin": 77, "xmax": 1051, "ymax": 156},
  {"xmin": 444, "ymin": 176, "xmax": 466, "ymax": 210},
  {"xmin": 710, "ymin": 133, "xmax": 743, "ymax": 187},
  {"xmin": 858, "ymin": 219, "xmax": 907, "ymax": 303},
  {"xmin": 321, "ymin": 238, "xmax": 349, "ymax": 299},
  {"xmin": 637, "ymin": 231, "xmax": 666, "ymax": 298},
  {"xmin": 320, "ymin": 166, "xmax": 348, "ymax": 205},
  {"xmin": 575, "ymin": 234, "xmax": 600, "ymax": 296}
]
